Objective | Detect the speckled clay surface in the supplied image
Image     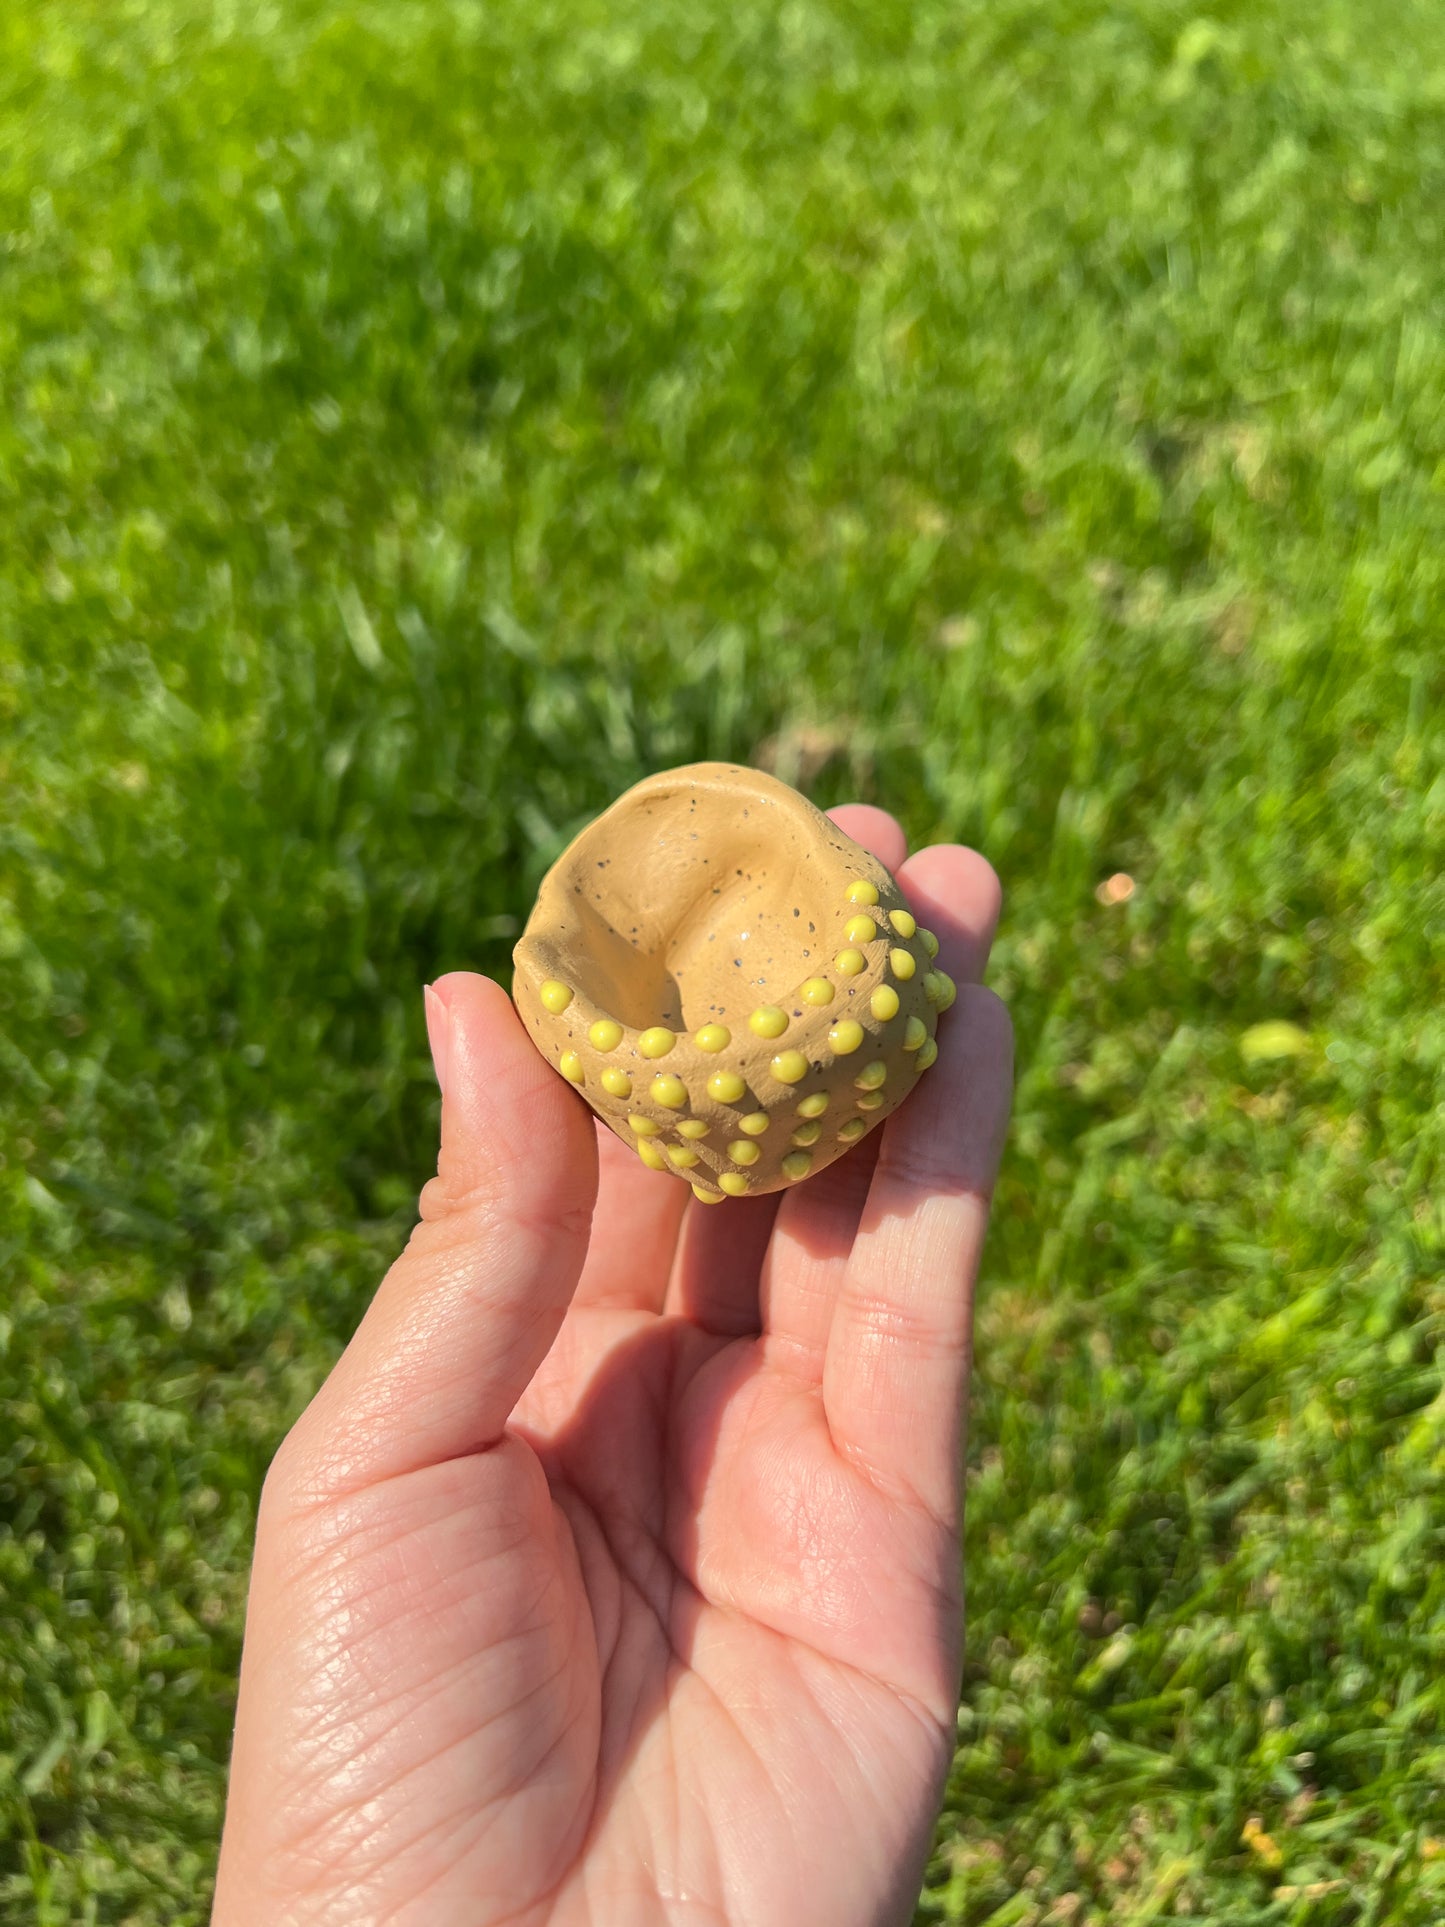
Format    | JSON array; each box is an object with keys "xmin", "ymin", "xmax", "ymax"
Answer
[{"xmin": 511, "ymin": 761, "xmax": 956, "ymax": 1201}]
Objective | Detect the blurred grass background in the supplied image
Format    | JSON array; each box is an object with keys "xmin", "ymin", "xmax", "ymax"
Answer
[{"xmin": 2, "ymin": 0, "xmax": 1443, "ymax": 1919}]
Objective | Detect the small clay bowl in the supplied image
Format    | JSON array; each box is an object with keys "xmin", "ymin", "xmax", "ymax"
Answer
[{"xmin": 511, "ymin": 761, "xmax": 956, "ymax": 1201}]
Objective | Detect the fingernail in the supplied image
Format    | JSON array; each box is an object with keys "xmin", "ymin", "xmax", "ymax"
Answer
[{"xmin": 423, "ymin": 983, "xmax": 451, "ymax": 1096}]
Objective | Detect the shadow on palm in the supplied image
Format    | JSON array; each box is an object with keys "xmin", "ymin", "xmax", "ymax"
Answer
[{"xmin": 510, "ymin": 1116, "xmax": 970, "ymax": 1858}]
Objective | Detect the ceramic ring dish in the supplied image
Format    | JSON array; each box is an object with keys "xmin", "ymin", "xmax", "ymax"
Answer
[{"xmin": 512, "ymin": 761, "xmax": 956, "ymax": 1202}]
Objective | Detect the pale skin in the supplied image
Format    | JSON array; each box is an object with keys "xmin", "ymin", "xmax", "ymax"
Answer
[{"xmin": 213, "ymin": 807, "xmax": 1013, "ymax": 1927}]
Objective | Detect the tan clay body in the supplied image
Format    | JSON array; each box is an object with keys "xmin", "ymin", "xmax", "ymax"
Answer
[{"xmin": 511, "ymin": 762, "xmax": 956, "ymax": 1201}]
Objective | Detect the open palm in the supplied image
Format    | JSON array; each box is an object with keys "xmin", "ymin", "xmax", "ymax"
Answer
[{"xmin": 214, "ymin": 808, "xmax": 1012, "ymax": 1927}]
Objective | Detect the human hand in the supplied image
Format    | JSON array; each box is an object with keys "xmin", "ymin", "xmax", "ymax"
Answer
[{"xmin": 213, "ymin": 806, "xmax": 1012, "ymax": 1927}]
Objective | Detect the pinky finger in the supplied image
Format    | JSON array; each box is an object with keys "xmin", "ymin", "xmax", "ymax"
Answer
[{"xmin": 822, "ymin": 983, "xmax": 1014, "ymax": 1526}]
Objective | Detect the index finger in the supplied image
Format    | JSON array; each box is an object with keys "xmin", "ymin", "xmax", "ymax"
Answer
[{"xmin": 570, "ymin": 1115, "xmax": 688, "ymax": 1312}]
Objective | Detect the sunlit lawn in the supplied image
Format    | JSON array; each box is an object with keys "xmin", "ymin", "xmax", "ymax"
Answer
[{"xmin": 2, "ymin": 0, "xmax": 1442, "ymax": 1919}]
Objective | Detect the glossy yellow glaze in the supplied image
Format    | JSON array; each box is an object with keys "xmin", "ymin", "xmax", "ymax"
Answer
[
  {"xmin": 748, "ymin": 1005, "xmax": 789, "ymax": 1039},
  {"xmin": 770, "ymin": 1049, "xmax": 810, "ymax": 1084}
]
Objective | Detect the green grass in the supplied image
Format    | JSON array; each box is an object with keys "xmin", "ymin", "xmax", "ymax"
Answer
[{"xmin": 2, "ymin": 0, "xmax": 1442, "ymax": 1918}]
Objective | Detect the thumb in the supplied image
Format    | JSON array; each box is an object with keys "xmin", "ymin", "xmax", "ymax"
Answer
[{"xmin": 273, "ymin": 970, "xmax": 599, "ymax": 1499}]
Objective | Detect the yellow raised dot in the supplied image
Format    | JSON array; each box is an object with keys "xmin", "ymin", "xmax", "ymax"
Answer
[
  {"xmin": 919, "ymin": 927, "xmax": 940, "ymax": 959},
  {"xmin": 845, "ymin": 879, "xmax": 879, "ymax": 905},
  {"xmin": 791, "ymin": 1120, "xmax": 822, "ymax": 1147},
  {"xmin": 692, "ymin": 1183, "xmax": 726, "ymax": 1204},
  {"xmin": 628, "ymin": 1114, "xmax": 660, "ymax": 1137},
  {"xmin": 933, "ymin": 969, "xmax": 957, "ymax": 1012},
  {"xmin": 890, "ymin": 948, "xmax": 917, "ymax": 981},
  {"xmin": 637, "ymin": 1138, "xmax": 668, "ymax": 1170},
  {"xmin": 707, "ymin": 1068, "xmax": 747, "ymax": 1103},
  {"xmin": 718, "ymin": 1171, "xmax": 751, "ymax": 1196},
  {"xmin": 601, "ymin": 1066, "xmax": 633, "ymax": 1097},
  {"xmin": 915, "ymin": 1037, "xmax": 939, "ymax": 1070},
  {"xmin": 870, "ymin": 984, "xmax": 900, "ymax": 1022},
  {"xmin": 588, "ymin": 1018, "xmax": 623, "ymax": 1051},
  {"xmin": 888, "ymin": 908, "xmax": 917, "ymax": 938},
  {"xmin": 923, "ymin": 971, "xmax": 943, "ymax": 1004},
  {"xmin": 855, "ymin": 1060, "xmax": 887, "ymax": 1090},
  {"xmin": 665, "ymin": 1143, "xmax": 700, "ymax": 1168},
  {"xmin": 559, "ymin": 1050, "xmax": 585, "ymax": 1084},
  {"xmin": 800, "ymin": 977, "xmax": 835, "ymax": 1006},
  {"xmin": 838, "ymin": 1117, "xmax": 868, "ymax": 1142},
  {"xmin": 844, "ymin": 914, "xmax": 878, "ymax": 945},
  {"xmin": 748, "ymin": 1005, "xmax": 789, "ymax": 1039},
  {"xmin": 858, "ymin": 1090, "xmax": 885, "ymax": 1111},
  {"xmin": 677, "ymin": 1117, "xmax": 711, "ymax": 1139},
  {"xmin": 638, "ymin": 1026, "xmax": 676, "ymax": 1058},
  {"xmin": 727, "ymin": 1139, "xmax": 761, "ymax": 1166},
  {"xmin": 770, "ymin": 1049, "xmax": 810, "ymax": 1084},
  {"xmin": 782, "ymin": 1149, "xmax": 813, "ymax": 1180},
  {"xmin": 828, "ymin": 1018, "xmax": 864, "ymax": 1056},
  {"xmin": 902, "ymin": 1015, "xmax": 928, "ymax": 1051},
  {"xmin": 797, "ymin": 1091, "xmax": 830, "ymax": 1118},
  {"xmin": 694, "ymin": 1024, "xmax": 731, "ymax": 1053},
  {"xmin": 540, "ymin": 980, "xmax": 573, "ymax": 1014},
  {"xmin": 834, "ymin": 947, "xmax": 867, "ymax": 976},
  {"xmin": 739, "ymin": 1112, "xmax": 771, "ymax": 1136},
  {"xmin": 651, "ymin": 1073, "xmax": 688, "ymax": 1109}
]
